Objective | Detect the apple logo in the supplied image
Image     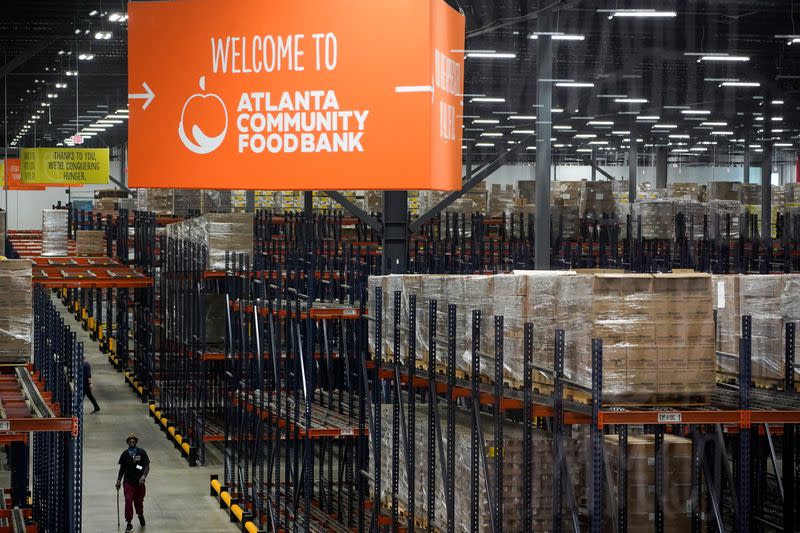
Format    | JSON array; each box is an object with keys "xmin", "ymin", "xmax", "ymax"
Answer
[{"xmin": 178, "ymin": 76, "xmax": 228, "ymax": 154}]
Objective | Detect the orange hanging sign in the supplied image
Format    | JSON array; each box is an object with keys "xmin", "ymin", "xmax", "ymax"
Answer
[
  {"xmin": 128, "ymin": 0, "xmax": 465, "ymax": 191},
  {"xmin": 1, "ymin": 159, "xmax": 46, "ymax": 190}
]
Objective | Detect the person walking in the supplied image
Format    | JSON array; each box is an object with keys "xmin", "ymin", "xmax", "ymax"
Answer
[
  {"xmin": 115, "ymin": 434, "xmax": 150, "ymax": 531},
  {"xmin": 82, "ymin": 355, "xmax": 100, "ymax": 413}
]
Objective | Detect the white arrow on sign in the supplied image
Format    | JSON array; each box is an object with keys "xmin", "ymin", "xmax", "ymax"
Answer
[{"xmin": 129, "ymin": 82, "xmax": 155, "ymax": 110}]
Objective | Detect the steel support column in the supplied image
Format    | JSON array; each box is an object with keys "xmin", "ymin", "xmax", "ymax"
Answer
[
  {"xmin": 535, "ymin": 32, "xmax": 553, "ymax": 270},
  {"xmin": 656, "ymin": 147, "xmax": 668, "ymax": 189},
  {"xmin": 382, "ymin": 191, "xmax": 408, "ymax": 273},
  {"xmin": 744, "ymin": 113, "xmax": 753, "ymax": 184},
  {"xmin": 761, "ymin": 101, "xmax": 773, "ymax": 248},
  {"xmin": 591, "ymin": 149, "xmax": 597, "ymax": 181},
  {"xmin": 245, "ymin": 191, "xmax": 255, "ymax": 213},
  {"xmin": 628, "ymin": 118, "xmax": 638, "ymax": 203}
]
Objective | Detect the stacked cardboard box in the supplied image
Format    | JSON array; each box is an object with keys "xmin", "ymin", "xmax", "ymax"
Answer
[
  {"xmin": 572, "ymin": 273, "xmax": 715, "ymax": 401},
  {"xmin": 0, "ymin": 260, "xmax": 32, "ymax": 363},
  {"xmin": 673, "ymin": 200, "xmax": 710, "ymax": 240},
  {"xmin": 668, "ymin": 182, "xmax": 701, "ymax": 201},
  {"xmin": 631, "ymin": 200, "xmax": 674, "ymax": 239},
  {"xmin": 490, "ymin": 184, "xmax": 516, "ymax": 217},
  {"xmin": 518, "ymin": 180, "xmax": 535, "ymax": 204},
  {"xmin": 42, "ymin": 209, "xmax": 68, "ymax": 256},
  {"xmin": 581, "ymin": 181, "xmax": 615, "ymax": 219},
  {"xmin": 375, "ymin": 406, "xmax": 575, "ymax": 532},
  {"xmin": 200, "ymin": 190, "xmax": 232, "ymax": 213},
  {"xmin": 708, "ymin": 200, "xmax": 741, "ymax": 237},
  {"xmin": 75, "ymin": 230, "xmax": 105, "ymax": 256},
  {"xmin": 136, "ymin": 188, "xmax": 174, "ymax": 215},
  {"xmin": 713, "ymin": 274, "xmax": 800, "ymax": 383},
  {"xmin": 173, "ymin": 189, "xmax": 202, "ymax": 217},
  {"xmin": 604, "ymin": 434, "xmax": 693, "ymax": 533},
  {"xmin": 740, "ymin": 185, "xmax": 784, "ymax": 240},
  {"xmin": 370, "ymin": 272, "xmax": 715, "ymax": 402},
  {"xmin": 707, "ymin": 182, "xmax": 742, "ymax": 202},
  {"xmin": 165, "ymin": 213, "xmax": 254, "ymax": 270}
]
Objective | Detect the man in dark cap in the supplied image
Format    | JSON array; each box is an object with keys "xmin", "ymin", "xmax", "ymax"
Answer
[{"xmin": 115, "ymin": 434, "xmax": 150, "ymax": 531}]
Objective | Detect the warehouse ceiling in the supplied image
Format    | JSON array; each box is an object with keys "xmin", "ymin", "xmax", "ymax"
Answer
[{"xmin": 1, "ymin": 0, "xmax": 799, "ymax": 169}]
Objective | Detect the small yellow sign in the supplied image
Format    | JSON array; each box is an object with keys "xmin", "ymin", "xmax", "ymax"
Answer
[{"xmin": 20, "ymin": 148, "xmax": 109, "ymax": 184}]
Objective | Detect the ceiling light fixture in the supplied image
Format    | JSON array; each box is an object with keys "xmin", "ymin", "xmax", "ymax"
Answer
[
  {"xmin": 720, "ymin": 81, "xmax": 760, "ymax": 87},
  {"xmin": 95, "ymin": 31, "xmax": 112, "ymax": 40},
  {"xmin": 681, "ymin": 110, "xmax": 711, "ymax": 115},
  {"xmin": 556, "ymin": 82, "xmax": 595, "ymax": 87},
  {"xmin": 699, "ymin": 55, "xmax": 749, "ymax": 62},
  {"xmin": 473, "ymin": 119, "xmax": 499, "ymax": 124},
  {"xmin": 588, "ymin": 121, "xmax": 614, "ymax": 125},
  {"xmin": 615, "ymin": 98, "xmax": 648, "ymax": 103},
  {"xmin": 109, "ymin": 13, "xmax": 122, "ymax": 21},
  {"xmin": 530, "ymin": 33, "xmax": 585, "ymax": 41},
  {"xmin": 470, "ymin": 97, "xmax": 505, "ymax": 103},
  {"xmin": 511, "ymin": 130, "xmax": 535, "ymax": 134},
  {"xmin": 508, "ymin": 115, "xmax": 537, "ymax": 120},
  {"xmin": 605, "ymin": 9, "xmax": 677, "ymax": 18},
  {"xmin": 466, "ymin": 52, "xmax": 516, "ymax": 59}
]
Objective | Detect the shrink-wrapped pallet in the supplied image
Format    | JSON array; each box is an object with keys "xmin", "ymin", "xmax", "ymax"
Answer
[
  {"xmin": 708, "ymin": 200, "xmax": 741, "ymax": 238},
  {"xmin": 673, "ymin": 200, "xmax": 710, "ymax": 240},
  {"xmin": 631, "ymin": 200, "xmax": 674, "ymax": 240},
  {"xmin": 668, "ymin": 182, "xmax": 701, "ymax": 201},
  {"xmin": 713, "ymin": 274, "xmax": 797, "ymax": 383},
  {"xmin": 0, "ymin": 260, "xmax": 32, "ymax": 363},
  {"xmin": 42, "ymin": 209, "xmax": 68, "ymax": 256},
  {"xmin": 605, "ymin": 434, "xmax": 693, "ymax": 533},
  {"xmin": 200, "ymin": 190, "xmax": 232, "ymax": 213},
  {"xmin": 374, "ymin": 406, "xmax": 578, "ymax": 533},
  {"xmin": 136, "ymin": 188, "xmax": 174, "ymax": 215},
  {"xmin": 707, "ymin": 182, "xmax": 742, "ymax": 202},
  {"xmin": 173, "ymin": 189, "xmax": 202, "ymax": 217},
  {"xmin": 75, "ymin": 230, "xmax": 105, "ymax": 256},
  {"xmin": 581, "ymin": 181, "xmax": 614, "ymax": 219},
  {"xmin": 518, "ymin": 180, "xmax": 535, "ymax": 204},
  {"xmin": 0, "ymin": 210, "xmax": 5, "ymax": 257},
  {"xmin": 489, "ymin": 184, "xmax": 516, "ymax": 217}
]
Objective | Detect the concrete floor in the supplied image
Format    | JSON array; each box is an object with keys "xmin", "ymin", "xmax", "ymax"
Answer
[{"xmin": 58, "ymin": 298, "xmax": 239, "ymax": 533}]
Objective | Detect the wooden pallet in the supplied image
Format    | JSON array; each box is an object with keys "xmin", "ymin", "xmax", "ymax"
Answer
[{"xmin": 716, "ymin": 372, "xmax": 799, "ymax": 392}]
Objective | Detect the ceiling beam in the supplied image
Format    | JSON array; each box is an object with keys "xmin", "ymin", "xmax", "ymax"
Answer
[{"xmin": 0, "ymin": 38, "xmax": 59, "ymax": 79}]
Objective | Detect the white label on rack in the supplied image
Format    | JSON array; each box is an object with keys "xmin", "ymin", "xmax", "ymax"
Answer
[
  {"xmin": 658, "ymin": 412, "xmax": 682, "ymax": 423},
  {"xmin": 0, "ymin": 421, "xmax": 10, "ymax": 431},
  {"xmin": 340, "ymin": 429, "xmax": 355, "ymax": 436},
  {"xmin": 562, "ymin": 194, "xmax": 571, "ymax": 200},
  {"xmin": 596, "ymin": 193, "xmax": 604, "ymax": 200},
  {"xmin": 343, "ymin": 309, "xmax": 357, "ymax": 317},
  {"xmin": 717, "ymin": 281, "xmax": 726, "ymax": 309}
]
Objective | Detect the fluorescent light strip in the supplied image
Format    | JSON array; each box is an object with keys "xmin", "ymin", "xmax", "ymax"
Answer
[
  {"xmin": 700, "ymin": 55, "xmax": 749, "ymax": 62},
  {"xmin": 681, "ymin": 110, "xmax": 711, "ymax": 115},
  {"xmin": 473, "ymin": 119, "xmax": 499, "ymax": 124},
  {"xmin": 511, "ymin": 130, "xmax": 535, "ymax": 134},
  {"xmin": 480, "ymin": 133, "xmax": 503, "ymax": 137},
  {"xmin": 721, "ymin": 81, "xmax": 760, "ymax": 87},
  {"xmin": 556, "ymin": 82, "xmax": 594, "ymax": 87},
  {"xmin": 467, "ymin": 52, "xmax": 516, "ymax": 59},
  {"xmin": 530, "ymin": 33, "xmax": 585, "ymax": 41},
  {"xmin": 509, "ymin": 115, "xmax": 537, "ymax": 120},
  {"xmin": 607, "ymin": 10, "xmax": 676, "ymax": 18},
  {"xmin": 471, "ymin": 97, "xmax": 505, "ymax": 103},
  {"xmin": 588, "ymin": 121, "xmax": 614, "ymax": 125},
  {"xmin": 615, "ymin": 98, "xmax": 648, "ymax": 103}
]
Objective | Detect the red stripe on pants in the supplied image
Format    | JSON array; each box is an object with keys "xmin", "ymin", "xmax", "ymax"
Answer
[{"xmin": 123, "ymin": 482, "xmax": 146, "ymax": 522}]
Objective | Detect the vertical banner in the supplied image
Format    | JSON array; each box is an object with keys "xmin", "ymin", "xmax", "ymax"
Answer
[
  {"xmin": 20, "ymin": 148, "xmax": 109, "ymax": 185},
  {"xmin": 128, "ymin": 0, "xmax": 465, "ymax": 190}
]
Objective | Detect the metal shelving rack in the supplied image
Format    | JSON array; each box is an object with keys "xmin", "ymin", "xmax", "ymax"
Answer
[{"xmin": 371, "ymin": 285, "xmax": 800, "ymax": 533}]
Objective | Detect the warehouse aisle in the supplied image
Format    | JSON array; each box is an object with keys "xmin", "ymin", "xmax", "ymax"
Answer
[{"xmin": 55, "ymin": 299, "xmax": 238, "ymax": 533}]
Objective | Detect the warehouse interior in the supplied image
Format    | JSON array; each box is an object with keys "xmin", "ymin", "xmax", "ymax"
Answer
[{"xmin": 1, "ymin": 1, "xmax": 800, "ymax": 532}]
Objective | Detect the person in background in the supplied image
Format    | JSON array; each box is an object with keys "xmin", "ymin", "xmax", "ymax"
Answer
[
  {"xmin": 115, "ymin": 434, "xmax": 150, "ymax": 532},
  {"xmin": 82, "ymin": 355, "xmax": 100, "ymax": 413}
]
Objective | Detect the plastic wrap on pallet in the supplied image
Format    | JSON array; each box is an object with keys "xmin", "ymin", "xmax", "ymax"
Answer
[
  {"xmin": 518, "ymin": 180, "xmax": 535, "ymax": 204},
  {"xmin": 194, "ymin": 213, "xmax": 254, "ymax": 270},
  {"xmin": 489, "ymin": 184, "xmax": 516, "ymax": 218},
  {"xmin": 568, "ymin": 273, "xmax": 715, "ymax": 402},
  {"xmin": 374, "ymin": 405, "xmax": 577, "ymax": 532},
  {"xmin": 551, "ymin": 181, "xmax": 582, "ymax": 208},
  {"xmin": 75, "ymin": 230, "xmax": 105, "ymax": 256},
  {"xmin": 136, "ymin": 188, "xmax": 174, "ymax": 215},
  {"xmin": 41, "ymin": 209, "xmax": 69, "ymax": 256},
  {"xmin": 707, "ymin": 182, "xmax": 742, "ymax": 202},
  {"xmin": 668, "ymin": 182, "xmax": 701, "ymax": 201},
  {"xmin": 673, "ymin": 200, "xmax": 710, "ymax": 240},
  {"xmin": 173, "ymin": 189, "xmax": 202, "ymax": 217},
  {"xmin": 605, "ymin": 434, "xmax": 694, "ymax": 531},
  {"xmin": 741, "ymin": 183, "xmax": 762, "ymax": 205},
  {"xmin": 631, "ymin": 200, "xmax": 675, "ymax": 240},
  {"xmin": 0, "ymin": 260, "xmax": 32, "ymax": 363},
  {"xmin": 581, "ymin": 181, "xmax": 614, "ymax": 219},
  {"xmin": 200, "ymin": 190, "xmax": 232, "ymax": 214},
  {"xmin": 708, "ymin": 200, "xmax": 741, "ymax": 238}
]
